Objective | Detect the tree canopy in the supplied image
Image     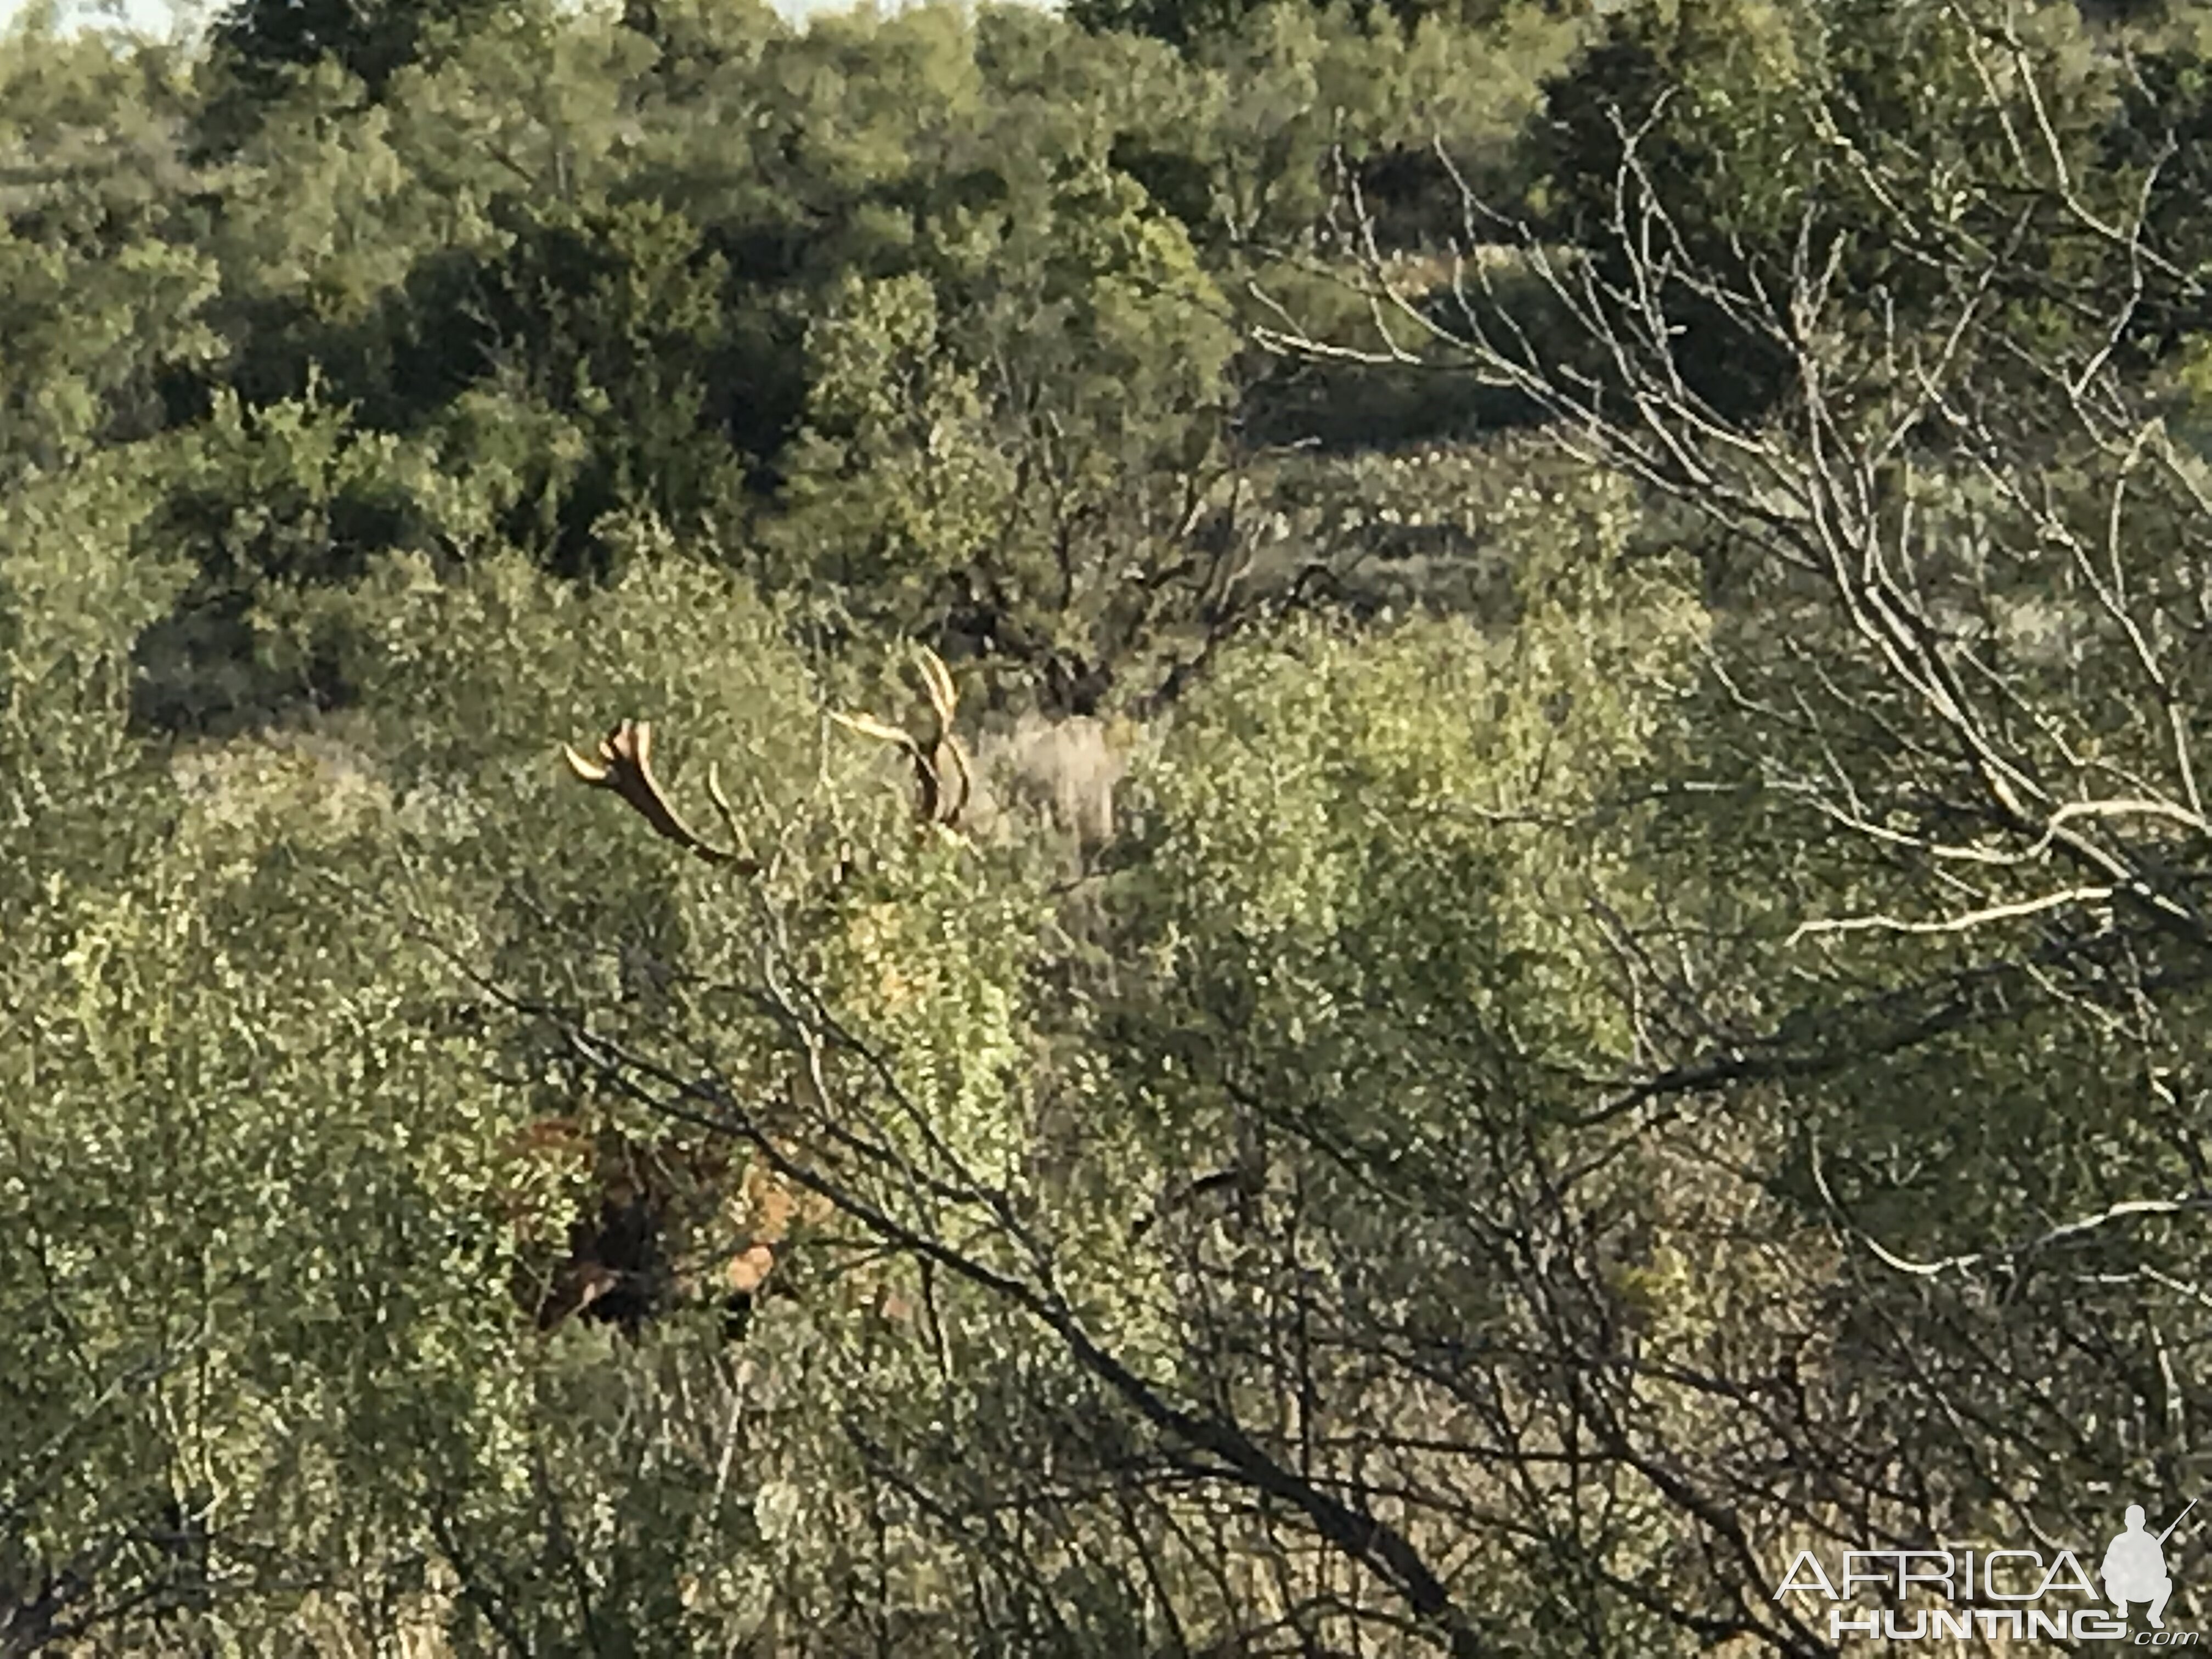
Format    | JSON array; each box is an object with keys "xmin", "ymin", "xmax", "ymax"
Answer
[{"xmin": 8, "ymin": 0, "xmax": 2212, "ymax": 1651}]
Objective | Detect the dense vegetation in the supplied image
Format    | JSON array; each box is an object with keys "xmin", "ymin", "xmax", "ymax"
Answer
[{"xmin": 8, "ymin": 0, "xmax": 2212, "ymax": 1649}]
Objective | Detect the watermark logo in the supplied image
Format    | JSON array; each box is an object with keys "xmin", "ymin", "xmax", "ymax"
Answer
[
  {"xmin": 2106, "ymin": 1502, "xmax": 2191, "ymax": 1631},
  {"xmin": 1775, "ymin": 1500, "xmax": 2201, "ymax": 1644}
]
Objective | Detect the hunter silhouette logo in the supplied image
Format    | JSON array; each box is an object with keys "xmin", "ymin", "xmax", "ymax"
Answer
[
  {"xmin": 1774, "ymin": 1499, "xmax": 2202, "ymax": 1644},
  {"xmin": 2105, "ymin": 1500, "xmax": 2194, "ymax": 1631}
]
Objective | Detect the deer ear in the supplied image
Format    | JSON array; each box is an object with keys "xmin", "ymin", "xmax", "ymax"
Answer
[{"xmin": 563, "ymin": 743, "xmax": 612, "ymax": 784}]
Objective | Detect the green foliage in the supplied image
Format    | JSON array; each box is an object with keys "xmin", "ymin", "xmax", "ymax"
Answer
[
  {"xmin": 768, "ymin": 270, "xmax": 1021, "ymax": 613},
  {"xmin": 1069, "ymin": 0, "xmax": 1547, "ymax": 57},
  {"xmin": 0, "ymin": 446, "xmax": 547, "ymax": 1653},
  {"xmin": 428, "ymin": 196, "xmax": 743, "ymax": 575},
  {"xmin": 1522, "ymin": 0, "xmax": 2170, "ymax": 414},
  {"xmin": 0, "ymin": 30, "xmax": 220, "ymax": 473},
  {"xmin": 1115, "ymin": 469, "xmax": 1701, "ymax": 1152},
  {"xmin": 207, "ymin": 0, "xmax": 504, "ymax": 105},
  {"xmin": 127, "ymin": 383, "xmax": 485, "ymax": 731},
  {"xmin": 15, "ymin": 0, "xmax": 2212, "ymax": 1649}
]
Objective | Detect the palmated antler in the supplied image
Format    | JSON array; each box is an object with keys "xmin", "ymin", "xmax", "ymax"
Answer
[
  {"xmin": 561, "ymin": 719, "xmax": 756, "ymax": 868},
  {"xmin": 830, "ymin": 645, "xmax": 971, "ymax": 831}
]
